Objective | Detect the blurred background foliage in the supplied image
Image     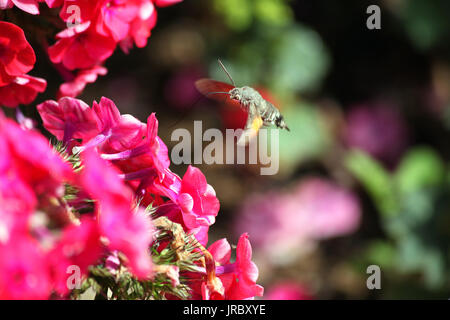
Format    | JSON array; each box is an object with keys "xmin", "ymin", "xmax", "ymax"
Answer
[{"xmin": 31, "ymin": 0, "xmax": 450, "ymax": 298}]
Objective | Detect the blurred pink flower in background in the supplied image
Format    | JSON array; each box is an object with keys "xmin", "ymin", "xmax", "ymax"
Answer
[
  {"xmin": 235, "ymin": 177, "xmax": 361, "ymax": 264},
  {"xmin": 344, "ymin": 102, "xmax": 409, "ymax": 167},
  {"xmin": 264, "ymin": 282, "xmax": 313, "ymax": 300}
]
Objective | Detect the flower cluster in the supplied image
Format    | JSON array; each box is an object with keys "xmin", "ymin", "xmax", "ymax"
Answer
[
  {"xmin": 0, "ymin": 109, "xmax": 154, "ymax": 298},
  {"xmin": 0, "ymin": 1, "xmax": 264, "ymax": 300},
  {"xmin": 0, "ymin": 95, "xmax": 263, "ymax": 299},
  {"xmin": 0, "ymin": 0, "xmax": 181, "ymax": 106}
]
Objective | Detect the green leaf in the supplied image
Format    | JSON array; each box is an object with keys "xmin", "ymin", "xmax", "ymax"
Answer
[
  {"xmin": 213, "ymin": 0, "xmax": 253, "ymax": 31},
  {"xmin": 396, "ymin": 0, "xmax": 450, "ymax": 50},
  {"xmin": 275, "ymin": 102, "xmax": 331, "ymax": 175},
  {"xmin": 394, "ymin": 147, "xmax": 445, "ymax": 195},
  {"xmin": 269, "ymin": 24, "xmax": 330, "ymax": 94},
  {"xmin": 365, "ymin": 240, "xmax": 396, "ymax": 268},
  {"xmin": 345, "ymin": 150, "xmax": 398, "ymax": 217},
  {"xmin": 254, "ymin": 0, "xmax": 293, "ymax": 27}
]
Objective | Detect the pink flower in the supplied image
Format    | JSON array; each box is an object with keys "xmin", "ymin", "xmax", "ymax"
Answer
[
  {"xmin": 95, "ymin": 0, "xmax": 141, "ymax": 42},
  {"xmin": 79, "ymin": 149, "xmax": 153, "ymax": 278},
  {"xmin": 292, "ymin": 178, "xmax": 361, "ymax": 239},
  {"xmin": 151, "ymin": 166, "xmax": 219, "ymax": 240},
  {"xmin": 344, "ymin": 102, "xmax": 409, "ymax": 167},
  {"xmin": 0, "ymin": 75, "xmax": 46, "ymax": 108},
  {"xmin": 105, "ymin": 251, "xmax": 121, "ymax": 275},
  {"xmin": 0, "ymin": 0, "xmax": 42, "ymax": 15},
  {"xmin": 0, "ymin": 113, "xmax": 74, "ymax": 248},
  {"xmin": 199, "ymin": 233, "xmax": 264, "ymax": 300},
  {"xmin": 38, "ymin": 96, "xmax": 170, "ymax": 185},
  {"xmin": 57, "ymin": 65, "xmax": 107, "ymax": 98},
  {"xmin": 48, "ymin": 216, "xmax": 102, "ymax": 295},
  {"xmin": 89, "ymin": 97, "xmax": 147, "ymax": 154},
  {"xmin": 0, "ymin": 22, "xmax": 36, "ymax": 85},
  {"xmin": 119, "ymin": 0, "xmax": 157, "ymax": 52},
  {"xmin": 0, "ymin": 113, "xmax": 74, "ymax": 198},
  {"xmin": 235, "ymin": 178, "xmax": 361, "ymax": 263},
  {"xmin": 178, "ymin": 166, "xmax": 219, "ymax": 230},
  {"xmin": 48, "ymin": 22, "xmax": 116, "ymax": 70},
  {"xmin": 38, "ymin": 96, "xmax": 147, "ymax": 154},
  {"xmin": 264, "ymin": 283, "xmax": 313, "ymax": 300},
  {"xmin": 0, "ymin": 232, "xmax": 52, "ymax": 299},
  {"xmin": 103, "ymin": 113, "xmax": 170, "ymax": 180},
  {"xmin": 37, "ymin": 97, "xmax": 98, "ymax": 142}
]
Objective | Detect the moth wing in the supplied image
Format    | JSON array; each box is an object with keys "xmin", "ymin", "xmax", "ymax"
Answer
[
  {"xmin": 195, "ymin": 79, "xmax": 241, "ymax": 108},
  {"xmin": 237, "ymin": 104, "xmax": 263, "ymax": 146}
]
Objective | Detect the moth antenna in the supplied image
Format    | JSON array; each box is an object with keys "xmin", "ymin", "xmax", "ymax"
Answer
[
  {"xmin": 217, "ymin": 59, "xmax": 236, "ymax": 87},
  {"xmin": 206, "ymin": 91, "xmax": 230, "ymax": 96}
]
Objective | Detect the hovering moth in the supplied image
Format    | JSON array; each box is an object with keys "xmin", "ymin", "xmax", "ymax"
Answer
[{"xmin": 195, "ymin": 59, "xmax": 289, "ymax": 146}]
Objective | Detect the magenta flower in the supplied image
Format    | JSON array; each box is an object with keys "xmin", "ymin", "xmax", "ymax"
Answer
[
  {"xmin": 178, "ymin": 166, "xmax": 219, "ymax": 230},
  {"xmin": 38, "ymin": 96, "xmax": 170, "ymax": 182},
  {"xmin": 88, "ymin": 97, "xmax": 147, "ymax": 154},
  {"xmin": 79, "ymin": 149, "xmax": 154, "ymax": 279},
  {"xmin": 37, "ymin": 97, "xmax": 98, "ymax": 142},
  {"xmin": 198, "ymin": 233, "xmax": 264, "ymax": 300},
  {"xmin": 119, "ymin": 0, "xmax": 157, "ymax": 52},
  {"xmin": 151, "ymin": 166, "xmax": 219, "ymax": 241},
  {"xmin": 0, "ymin": 113, "xmax": 74, "ymax": 245},
  {"xmin": 47, "ymin": 216, "xmax": 102, "ymax": 295},
  {"xmin": 0, "ymin": 233, "xmax": 51, "ymax": 299},
  {"xmin": 38, "ymin": 96, "xmax": 145, "ymax": 153},
  {"xmin": 344, "ymin": 102, "xmax": 409, "ymax": 167},
  {"xmin": 101, "ymin": 112, "xmax": 170, "ymax": 181},
  {"xmin": 0, "ymin": 113, "xmax": 74, "ymax": 197},
  {"xmin": 95, "ymin": 0, "xmax": 141, "ymax": 42}
]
